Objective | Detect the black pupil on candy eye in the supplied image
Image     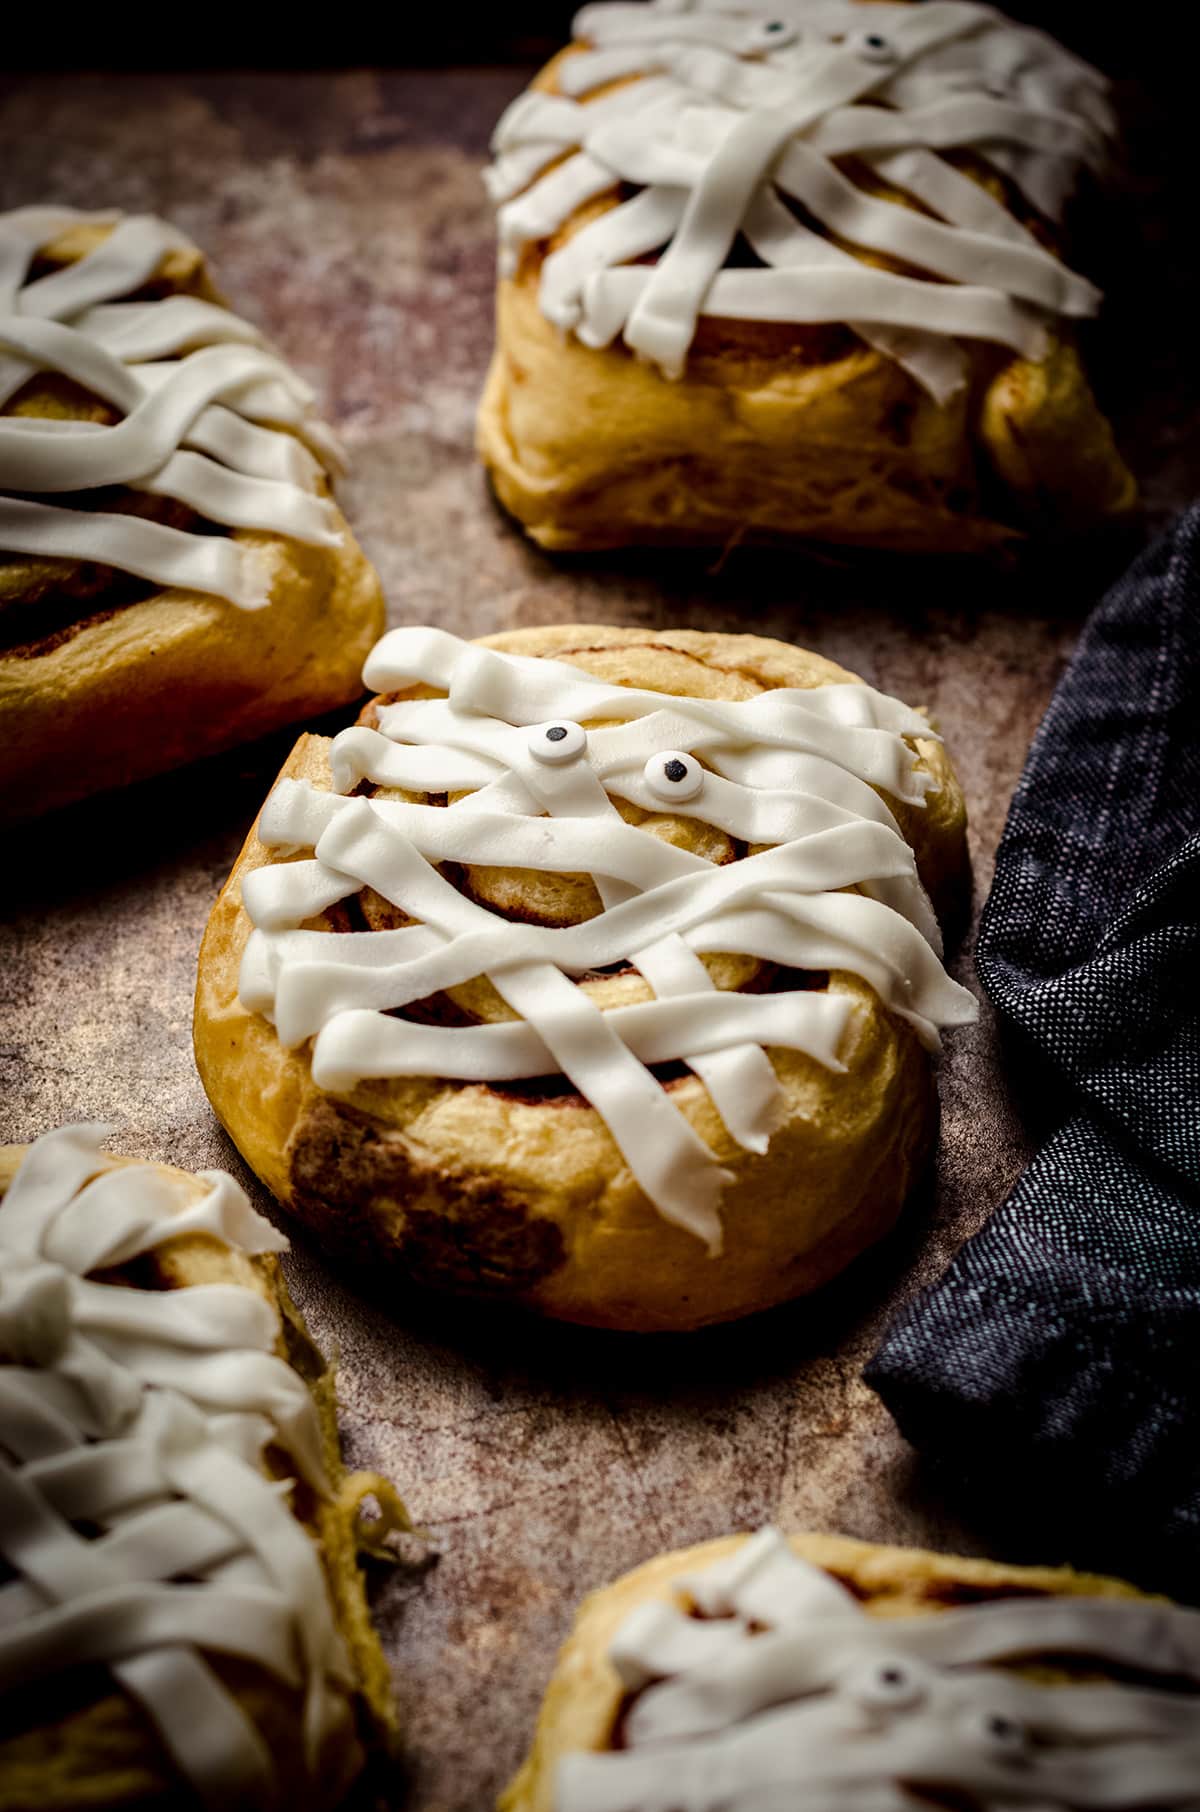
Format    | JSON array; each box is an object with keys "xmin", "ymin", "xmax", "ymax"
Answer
[
  {"xmin": 988, "ymin": 1715, "xmax": 1017, "ymax": 1739},
  {"xmin": 880, "ymin": 1668, "xmax": 904, "ymax": 1687},
  {"xmin": 664, "ymin": 759, "xmax": 688, "ymax": 783},
  {"xmin": 866, "ymin": 33, "xmax": 887, "ymax": 47},
  {"xmin": 765, "ymin": 19, "xmax": 784, "ymax": 29},
  {"xmin": 546, "ymin": 725, "xmax": 568, "ymax": 742}
]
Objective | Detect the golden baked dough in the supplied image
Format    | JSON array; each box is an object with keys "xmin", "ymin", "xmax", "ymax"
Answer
[
  {"xmin": 477, "ymin": 13, "xmax": 1136, "ymax": 555},
  {"xmin": 0, "ymin": 220, "xmax": 385, "ymax": 826},
  {"xmin": 501, "ymin": 1530, "xmax": 1164, "ymax": 1812},
  {"xmin": 194, "ymin": 624, "xmax": 968, "ymax": 1333},
  {"xmin": 0, "ymin": 1138, "xmax": 403, "ymax": 1812}
]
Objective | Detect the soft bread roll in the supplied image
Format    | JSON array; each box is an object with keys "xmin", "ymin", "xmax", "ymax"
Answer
[
  {"xmin": 478, "ymin": 2, "xmax": 1135, "ymax": 555},
  {"xmin": 0, "ymin": 1128, "xmax": 405, "ymax": 1812},
  {"xmin": 0, "ymin": 213, "xmax": 385, "ymax": 825},
  {"xmin": 502, "ymin": 1529, "xmax": 1196, "ymax": 1812},
  {"xmin": 194, "ymin": 624, "xmax": 972, "ymax": 1333}
]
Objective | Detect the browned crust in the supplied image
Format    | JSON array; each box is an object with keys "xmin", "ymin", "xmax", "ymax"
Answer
[
  {"xmin": 194, "ymin": 625, "xmax": 968, "ymax": 1333},
  {"xmin": 0, "ymin": 1143, "xmax": 396, "ymax": 1812}
]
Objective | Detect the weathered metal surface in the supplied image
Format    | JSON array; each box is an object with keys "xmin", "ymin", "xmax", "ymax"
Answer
[{"xmin": 0, "ymin": 55, "xmax": 1194, "ymax": 1812}]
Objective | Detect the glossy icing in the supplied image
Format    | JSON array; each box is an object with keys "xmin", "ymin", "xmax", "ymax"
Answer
[
  {"xmin": 0, "ymin": 1125, "xmax": 353, "ymax": 1808},
  {"xmin": 557, "ymin": 1529, "xmax": 1200, "ymax": 1810},
  {"xmin": 239, "ymin": 628, "xmax": 976, "ymax": 1250},
  {"xmin": 487, "ymin": 1, "xmax": 1113, "ymax": 399},
  {"xmin": 0, "ymin": 207, "xmax": 345, "ymax": 609}
]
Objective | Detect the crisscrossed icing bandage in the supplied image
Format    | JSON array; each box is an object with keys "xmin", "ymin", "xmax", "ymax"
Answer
[
  {"xmin": 239, "ymin": 627, "xmax": 976, "ymax": 1252},
  {"xmin": 487, "ymin": 0, "xmax": 1113, "ymax": 400},
  {"xmin": 0, "ymin": 1124, "xmax": 354, "ymax": 1810},
  {"xmin": 557, "ymin": 1528, "xmax": 1200, "ymax": 1810},
  {"xmin": 0, "ymin": 206, "xmax": 345, "ymax": 610}
]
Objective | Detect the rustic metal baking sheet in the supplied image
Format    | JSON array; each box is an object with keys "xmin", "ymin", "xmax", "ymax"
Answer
[{"xmin": 1, "ymin": 54, "xmax": 1195, "ymax": 1812}]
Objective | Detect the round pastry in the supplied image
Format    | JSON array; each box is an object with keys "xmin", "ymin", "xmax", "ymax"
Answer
[
  {"xmin": 0, "ymin": 206, "xmax": 385, "ymax": 824},
  {"xmin": 502, "ymin": 1526, "xmax": 1200, "ymax": 1810},
  {"xmin": 477, "ymin": 0, "xmax": 1135, "ymax": 555},
  {"xmin": 0, "ymin": 1123, "xmax": 407, "ymax": 1811},
  {"xmin": 195, "ymin": 623, "xmax": 975, "ymax": 1332}
]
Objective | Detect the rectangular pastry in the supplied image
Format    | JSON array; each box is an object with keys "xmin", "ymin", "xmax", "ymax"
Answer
[{"xmin": 478, "ymin": 0, "xmax": 1135, "ymax": 554}]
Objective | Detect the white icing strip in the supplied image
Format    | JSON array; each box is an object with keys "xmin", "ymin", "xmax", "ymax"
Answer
[
  {"xmin": 0, "ymin": 340, "xmax": 309, "ymax": 490},
  {"xmin": 808, "ymin": 94, "xmax": 1104, "ymax": 166},
  {"xmin": 498, "ymin": 152, "xmax": 619, "ymax": 276},
  {"xmin": 17, "ymin": 215, "xmax": 191, "ymax": 320},
  {"xmin": 0, "ymin": 207, "xmax": 345, "ymax": 610},
  {"xmin": 0, "ymin": 496, "xmax": 270, "ymax": 611},
  {"xmin": 241, "ymin": 628, "xmax": 976, "ymax": 1248},
  {"xmin": 553, "ymin": 1528, "xmax": 1200, "ymax": 1812},
  {"xmin": 578, "ymin": 262, "xmax": 1048, "ymax": 360},
  {"xmin": 771, "ymin": 139, "xmax": 1099, "ymax": 316},
  {"xmin": 487, "ymin": 0, "xmax": 1112, "ymax": 391},
  {"xmin": 308, "ymin": 989, "xmax": 852, "ymax": 1086},
  {"xmin": 540, "ymin": 187, "xmax": 686, "ymax": 332},
  {"xmin": 132, "ymin": 449, "xmax": 341, "ymax": 546},
  {"xmin": 0, "ymin": 1126, "xmax": 355, "ymax": 1807},
  {"xmin": 75, "ymin": 296, "xmax": 265, "ymax": 360},
  {"xmin": 375, "ymin": 690, "xmax": 933, "ymax": 801},
  {"xmin": 741, "ymin": 187, "xmax": 970, "ymax": 405}
]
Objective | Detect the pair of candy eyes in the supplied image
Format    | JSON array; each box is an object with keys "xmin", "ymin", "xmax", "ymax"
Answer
[
  {"xmin": 529, "ymin": 721, "xmax": 704, "ymax": 802},
  {"xmin": 751, "ymin": 21, "xmax": 1014, "ymax": 85},
  {"xmin": 749, "ymin": 21, "xmax": 899, "ymax": 63},
  {"xmin": 848, "ymin": 1659, "xmax": 1027, "ymax": 1756}
]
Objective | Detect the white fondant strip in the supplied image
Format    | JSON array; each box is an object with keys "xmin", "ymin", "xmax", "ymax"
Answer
[
  {"xmin": 134, "ymin": 449, "xmax": 341, "ymax": 545},
  {"xmin": 0, "ymin": 207, "xmax": 345, "ymax": 610},
  {"xmin": 579, "ymin": 263, "xmax": 1048, "ymax": 359},
  {"xmin": 741, "ymin": 188, "xmax": 970, "ymax": 405},
  {"xmin": 308, "ymin": 989, "xmax": 852, "ymax": 1087},
  {"xmin": 0, "ymin": 496, "xmax": 269, "ymax": 611}
]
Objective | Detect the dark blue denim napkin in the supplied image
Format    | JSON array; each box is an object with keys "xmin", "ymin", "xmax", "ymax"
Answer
[{"xmin": 867, "ymin": 505, "xmax": 1200, "ymax": 1597}]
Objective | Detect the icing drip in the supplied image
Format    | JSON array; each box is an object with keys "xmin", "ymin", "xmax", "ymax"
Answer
[
  {"xmin": 238, "ymin": 627, "xmax": 976, "ymax": 1251},
  {"xmin": 0, "ymin": 206, "xmax": 345, "ymax": 610},
  {"xmin": 0, "ymin": 1125, "xmax": 354, "ymax": 1810},
  {"xmin": 556, "ymin": 1529, "xmax": 1200, "ymax": 1811},
  {"xmin": 486, "ymin": 0, "xmax": 1113, "ymax": 400}
]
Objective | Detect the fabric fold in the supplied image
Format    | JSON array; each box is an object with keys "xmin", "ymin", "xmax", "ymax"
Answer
[{"xmin": 867, "ymin": 504, "xmax": 1200, "ymax": 1598}]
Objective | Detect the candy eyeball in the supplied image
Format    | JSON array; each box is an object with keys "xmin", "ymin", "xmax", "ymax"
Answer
[
  {"xmin": 643, "ymin": 750, "xmax": 704, "ymax": 803},
  {"xmin": 743, "ymin": 16, "xmax": 797, "ymax": 51},
  {"xmin": 844, "ymin": 1656, "xmax": 930, "ymax": 1714},
  {"xmin": 857, "ymin": 29, "xmax": 898, "ymax": 64},
  {"xmin": 529, "ymin": 720, "xmax": 587, "ymax": 765},
  {"xmin": 968, "ymin": 1707, "xmax": 1029, "ymax": 1760}
]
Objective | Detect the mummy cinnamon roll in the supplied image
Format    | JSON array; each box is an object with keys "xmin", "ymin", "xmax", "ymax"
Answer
[
  {"xmin": 194, "ymin": 624, "xmax": 974, "ymax": 1332},
  {"xmin": 478, "ymin": 0, "xmax": 1135, "ymax": 555},
  {"xmin": 503, "ymin": 1528, "xmax": 1200, "ymax": 1812},
  {"xmin": 0, "ymin": 207, "xmax": 385, "ymax": 824},
  {"xmin": 0, "ymin": 1123, "xmax": 407, "ymax": 1810}
]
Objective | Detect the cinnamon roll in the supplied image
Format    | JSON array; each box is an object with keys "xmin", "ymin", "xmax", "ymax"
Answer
[
  {"xmin": 194, "ymin": 624, "xmax": 974, "ymax": 1332},
  {"xmin": 0, "ymin": 1124, "xmax": 408, "ymax": 1811},
  {"xmin": 503, "ymin": 1527, "xmax": 1200, "ymax": 1811},
  {"xmin": 0, "ymin": 208, "xmax": 385, "ymax": 824},
  {"xmin": 477, "ymin": 0, "xmax": 1135, "ymax": 555}
]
